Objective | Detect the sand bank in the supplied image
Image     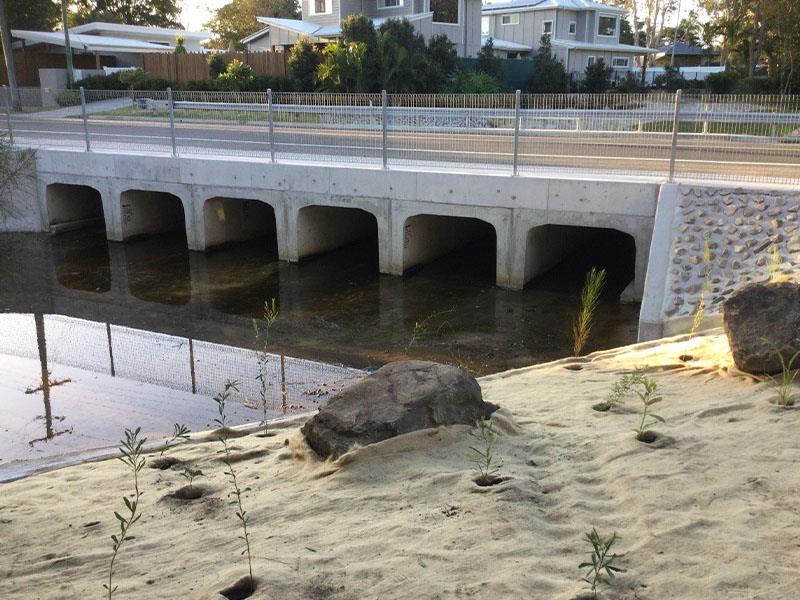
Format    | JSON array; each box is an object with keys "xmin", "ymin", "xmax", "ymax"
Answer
[{"xmin": 1, "ymin": 331, "xmax": 798, "ymax": 599}]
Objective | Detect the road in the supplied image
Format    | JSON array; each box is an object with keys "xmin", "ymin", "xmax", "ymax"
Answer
[{"xmin": 8, "ymin": 113, "xmax": 800, "ymax": 183}]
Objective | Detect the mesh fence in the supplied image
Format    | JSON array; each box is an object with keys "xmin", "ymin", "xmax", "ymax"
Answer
[
  {"xmin": 0, "ymin": 312, "xmax": 364, "ymax": 418},
  {"xmin": 3, "ymin": 87, "xmax": 800, "ymax": 184}
]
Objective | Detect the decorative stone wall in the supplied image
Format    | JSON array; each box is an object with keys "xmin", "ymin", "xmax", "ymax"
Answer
[{"xmin": 664, "ymin": 186, "xmax": 799, "ymax": 324}]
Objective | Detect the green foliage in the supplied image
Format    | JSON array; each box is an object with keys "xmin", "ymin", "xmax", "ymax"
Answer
[
  {"xmin": 208, "ymin": 54, "xmax": 227, "ymax": 79},
  {"xmin": 70, "ymin": 0, "xmax": 182, "ymax": 28},
  {"xmin": 476, "ymin": 38, "xmax": 504, "ymax": 84},
  {"xmin": 425, "ymin": 34, "xmax": 461, "ymax": 91},
  {"xmin": 572, "ymin": 267, "xmax": 606, "ymax": 357},
  {"xmin": 704, "ymin": 70, "xmax": 737, "ymax": 94},
  {"xmin": 633, "ymin": 376, "xmax": 664, "ymax": 441},
  {"xmin": 55, "ymin": 90, "xmax": 81, "ymax": 107},
  {"xmin": 316, "ymin": 42, "xmax": 367, "ymax": 93},
  {"xmin": 579, "ymin": 528, "xmax": 625, "ymax": 598},
  {"xmin": 596, "ymin": 370, "xmax": 646, "ymax": 412},
  {"xmin": 656, "ymin": 65, "xmax": 687, "ymax": 91},
  {"xmin": 103, "ymin": 427, "xmax": 147, "ymax": 599},
  {"xmin": 0, "ymin": 136, "xmax": 36, "ymax": 222},
  {"xmin": 181, "ymin": 466, "xmax": 204, "ymax": 490},
  {"xmin": 253, "ymin": 298, "xmax": 279, "ymax": 435},
  {"xmin": 527, "ymin": 35, "xmax": 569, "ymax": 94},
  {"xmin": 205, "ymin": 0, "xmax": 300, "ymax": 50},
  {"xmin": 469, "ymin": 417, "xmax": 502, "ymax": 486},
  {"xmin": 216, "ymin": 59, "xmax": 255, "ymax": 91},
  {"xmin": 214, "ymin": 380, "xmax": 255, "ymax": 593},
  {"xmin": 447, "ymin": 70, "xmax": 500, "ymax": 93},
  {"xmin": 159, "ymin": 423, "xmax": 190, "ymax": 458},
  {"xmin": 769, "ymin": 349, "xmax": 800, "ymax": 408},
  {"xmin": 616, "ymin": 72, "xmax": 644, "ymax": 94},
  {"xmin": 73, "ymin": 72, "xmax": 128, "ymax": 90},
  {"xmin": 4, "ymin": 0, "xmax": 59, "ymax": 30},
  {"xmin": 288, "ymin": 38, "xmax": 323, "ymax": 92},
  {"xmin": 581, "ymin": 59, "xmax": 612, "ymax": 93},
  {"xmin": 174, "ymin": 35, "xmax": 187, "ymax": 54}
]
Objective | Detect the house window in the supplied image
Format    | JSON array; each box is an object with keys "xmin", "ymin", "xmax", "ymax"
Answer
[
  {"xmin": 431, "ymin": 0, "xmax": 458, "ymax": 24},
  {"xmin": 597, "ymin": 15, "xmax": 617, "ymax": 37},
  {"xmin": 542, "ymin": 20, "xmax": 553, "ymax": 35},
  {"xmin": 611, "ymin": 57, "xmax": 629, "ymax": 68},
  {"xmin": 311, "ymin": 0, "xmax": 330, "ymax": 14},
  {"xmin": 501, "ymin": 14, "xmax": 519, "ymax": 25},
  {"xmin": 587, "ymin": 56, "xmax": 596, "ymax": 66},
  {"xmin": 568, "ymin": 21, "xmax": 576, "ymax": 34},
  {"xmin": 378, "ymin": 0, "xmax": 402, "ymax": 8}
]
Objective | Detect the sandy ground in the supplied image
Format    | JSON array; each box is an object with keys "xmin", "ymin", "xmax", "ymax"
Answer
[{"xmin": 1, "ymin": 330, "xmax": 798, "ymax": 599}]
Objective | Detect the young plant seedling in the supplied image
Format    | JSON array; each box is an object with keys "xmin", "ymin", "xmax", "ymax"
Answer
[
  {"xmin": 579, "ymin": 528, "xmax": 625, "ymax": 599},
  {"xmin": 214, "ymin": 380, "xmax": 255, "ymax": 596},
  {"xmin": 253, "ymin": 298, "xmax": 279, "ymax": 436},
  {"xmin": 572, "ymin": 267, "xmax": 607, "ymax": 357},
  {"xmin": 103, "ymin": 427, "xmax": 147, "ymax": 599},
  {"xmin": 469, "ymin": 417, "xmax": 502, "ymax": 486},
  {"xmin": 181, "ymin": 467, "xmax": 204, "ymax": 492},
  {"xmin": 769, "ymin": 349, "xmax": 800, "ymax": 407},
  {"xmin": 633, "ymin": 376, "xmax": 664, "ymax": 443},
  {"xmin": 159, "ymin": 423, "xmax": 191, "ymax": 458},
  {"xmin": 594, "ymin": 369, "xmax": 646, "ymax": 412}
]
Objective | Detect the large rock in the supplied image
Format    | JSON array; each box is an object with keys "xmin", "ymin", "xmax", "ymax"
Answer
[
  {"xmin": 301, "ymin": 360, "xmax": 495, "ymax": 459},
  {"xmin": 722, "ymin": 281, "xmax": 800, "ymax": 374}
]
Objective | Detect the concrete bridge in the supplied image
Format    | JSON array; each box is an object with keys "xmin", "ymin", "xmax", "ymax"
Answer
[{"xmin": 28, "ymin": 149, "xmax": 658, "ymax": 301}]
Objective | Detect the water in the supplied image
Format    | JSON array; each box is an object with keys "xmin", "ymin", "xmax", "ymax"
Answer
[
  {"xmin": 0, "ymin": 227, "xmax": 639, "ymax": 477},
  {"xmin": 0, "ymin": 227, "xmax": 640, "ymax": 375}
]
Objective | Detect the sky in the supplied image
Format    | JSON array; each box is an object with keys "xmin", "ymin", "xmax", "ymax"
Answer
[{"xmin": 178, "ymin": 0, "xmax": 703, "ymax": 33}]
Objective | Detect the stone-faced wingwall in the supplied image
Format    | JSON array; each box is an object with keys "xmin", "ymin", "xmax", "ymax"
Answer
[{"xmin": 639, "ymin": 184, "xmax": 800, "ymax": 340}]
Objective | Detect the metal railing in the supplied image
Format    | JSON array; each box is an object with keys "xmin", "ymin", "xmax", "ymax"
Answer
[{"xmin": 3, "ymin": 86, "xmax": 800, "ymax": 185}]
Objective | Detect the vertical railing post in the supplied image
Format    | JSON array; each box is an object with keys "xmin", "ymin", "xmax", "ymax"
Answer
[
  {"xmin": 512, "ymin": 89, "xmax": 521, "ymax": 176},
  {"xmin": 268, "ymin": 88, "xmax": 275, "ymax": 163},
  {"xmin": 668, "ymin": 89, "xmax": 682, "ymax": 183},
  {"xmin": 167, "ymin": 87, "xmax": 177, "ymax": 157},
  {"xmin": 702, "ymin": 99, "xmax": 709, "ymax": 135},
  {"xmin": 381, "ymin": 89, "xmax": 388, "ymax": 169},
  {"xmin": 106, "ymin": 322, "xmax": 116, "ymax": 377},
  {"xmin": 2, "ymin": 85, "xmax": 13, "ymax": 145},
  {"xmin": 79, "ymin": 87, "xmax": 91, "ymax": 152}
]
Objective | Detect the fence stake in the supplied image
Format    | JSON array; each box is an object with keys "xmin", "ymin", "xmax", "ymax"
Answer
[
  {"xmin": 106, "ymin": 322, "xmax": 116, "ymax": 377},
  {"xmin": 79, "ymin": 87, "xmax": 91, "ymax": 152},
  {"xmin": 512, "ymin": 89, "xmax": 521, "ymax": 176},
  {"xmin": 2, "ymin": 85, "xmax": 12, "ymax": 145},
  {"xmin": 668, "ymin": 89, "xmax": 682, "ymax": 183},
  {"xmin": 280, "ymin": 353, "xmax": 287, "ymax": 413},
  {"xmin": 268, "ymin": 88, "xmax": 275, "ymax": 163},
  {"xmin": 167, "ymin": 87, "xmax": 177, "ymax": 157},
  {"xmin": 189, "ymin": 337, "xmax": 196, "ymax": 394},
  {"xmin": 381, "ymin": 89, "xmax": 388, "ymax": 169}
]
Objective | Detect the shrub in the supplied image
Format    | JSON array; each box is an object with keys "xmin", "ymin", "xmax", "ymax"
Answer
[
  {"xmin": 425, "ymin": 34, "xmax": 461, "ymax": 91},
  {"xmin": 288, "ymin": 37, "xmax": 322, "ymax": 91},
  {"xmin": 174, "ymin": 35, "xmax": 187, "ymax": 54},
  {"xmin": 448, "ymin": 70, "xmax": 500, "ymax": 93},
  {"xmin": 579, "ymin": 528, "xmax": 625, "ymax": 599},
  {"xmin": 735, "ymin": 76, "xmax": 781, "ymax": 95},
  {"xmin": 55, "ymin": 90, "xmax": 80, "ymax": 107},
  {"xmin": 704, "ymin": 70, "xmax": 738, "ymax": 94},
  {"xmin": 216, "ymin": 59, "xmax": 255, "ymax": 91},
  {"xmin": 475, "ymin": 38, "xmax": 504, "ymax": 84},
  {"xmin": 615, "ymin": 71, "xmax": 644, "ymax": 93},
  {"xmin": 316, "ymin": 42, "xmax": 367, "ymax": 92},
  {"xmin": 118, "ymin": 69, "xmax": 149, "ymax": 89},
  {"xmin": 657, "ymin": 64, "xmax": 686, "ymax": 91},
  {"xmin": 207, "ymin": 53, "xmax": 227, "ymax": 79},
  {"xmin": 581, "ymin": 59, "xmax": 612, "ymax": 93},
  {"xmin": 73, "ymin": 72, "xmax": 126, "ymax": 90},
  {"xmin": 527, "ymin": 35, "xmax": 569, "ymax": 94}
]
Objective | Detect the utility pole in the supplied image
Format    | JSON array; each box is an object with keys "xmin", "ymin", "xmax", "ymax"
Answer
[
  {"xmin": 61, "ymin": 0, "xmax": 75, "ymax": 86},
  {"xmin": 0, "ymin": 0, "xmax": 19, "ymax": 110}
]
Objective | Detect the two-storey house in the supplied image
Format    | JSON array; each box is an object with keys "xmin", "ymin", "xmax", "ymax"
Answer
[
  {"xmin": 481, "ymin": 0, "xmax": 657, "ymax": 75},
  {"xmin": 242, "ymin": 0, "xmax": 482, "ymax": 57}
]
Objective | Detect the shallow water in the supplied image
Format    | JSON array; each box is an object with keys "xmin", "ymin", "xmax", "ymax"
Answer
[{"xmin": 0, "ymin": 228, "xmax": 640, "ymax": 375}]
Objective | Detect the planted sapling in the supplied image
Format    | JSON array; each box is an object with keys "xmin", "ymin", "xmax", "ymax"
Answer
[
  {"xmin": 469, "ymin": 417, "xmax": 502, "ymax": 486},
  {"xmin": 214, "ymin": 380, "xmax": 256, "ymax": 596},
  {"xmin": 181, "ymin": 467, "xmax": 204, "ymax": 492},
  {"xmin": 633, "ymin": 376, "xmax": 664, "ymax": 443},
  {"xmin": 769, "ymin": 349, "xmax": 800, "ymax": 407},
  {"xmin": 572, "ymin": 267, "xmax": 607, "ymax": 356},
  {"xmin": 594, "ymin": 369, "xmax": 646, "ymax": 412},
  {"xmin": 253, "ymin": 298, "xmax": 279, "ymax": 436},
  {"xmin": 104, "ymin": 427, "xmax": 147, "ymax": 599},
  {"xmin": 579, "ymin": 528, "xmax": 625, "ymax": 599},
  {"xmin": 160, "ymin": 422, "xmax": 191, "ymax": 458}
]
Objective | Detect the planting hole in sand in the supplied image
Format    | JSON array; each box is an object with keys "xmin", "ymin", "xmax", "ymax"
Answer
[
  {"xmin": 564, "ymin": 364, "xmax": 584, "ymax": 371},
  {"xmin": 255, "ymin": 431, "xmax": 278, "ymax": 438},
  {"xmin": 592, "ymin": 401, "xmax": 611, "ymax": 412},
  {"xmin": 474, "ymin": 474, "xmax": 504, "ymax": 487},
  {"xmin": 636, "ymin": 430, "xmax": 658, "ymax": 444},
  {"xmin": 219, "ymin": 576, "xmax": 256, "ymax": 600},
  {"xmin": 167, "ymin": 484, "xmax": 206, "ymax": 501},
  {"xmin": 148, "ymin": 457, "xmax": 181, "ymax": 470},
  {"xmin": 679, "ymin": 354, "xmax": 695, "ymax": 362}
]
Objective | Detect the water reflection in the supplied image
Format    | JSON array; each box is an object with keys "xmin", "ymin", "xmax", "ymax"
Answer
[{"xmin": 0, "ymin": 227, "xmax": 640, "ymax": 375}]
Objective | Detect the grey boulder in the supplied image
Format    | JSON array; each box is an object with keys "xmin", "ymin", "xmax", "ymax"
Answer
[
  {"xmin": 722, "ymin": 281, "xmax": 800, "ymax": 374},
  {"xmin": 301, "ymin": 360, "xmax": 496, "ymax": 459}
]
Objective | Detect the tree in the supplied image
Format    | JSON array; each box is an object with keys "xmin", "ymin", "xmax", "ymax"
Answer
[
  {"xmin": 4, "ymin": 0, "xmax": 59, "ymax": 30},
  {"xmin": 377, "ymin": 19, "xmax": 430, "ymax": 92},
  {"xmin": 527, "ymin": 35, "xmax": 569, "ymax": 93},
  {"xmin": 425, "ymin": 34, "xmax": 460, "ymax": 91},
  {"xmin": 70, "ymin": 0, "xmax": 182, "ymax": 28},
  {"xmin": 287, "ymin": 37, "xmax": 321, "ymax": 91},
  {"xmin": 582, "ymin": 58, "xmax": 612, "ymax": 93},
  {"xmin": 316, "ymin": 42, "xmax": 366, "ymax": 92},
  {"xmin": 476, "ymin": 38, "xmax": 504, "ymax": 85},
  {"xmin": 341, "ymin": 14, "xmax": 380, "ymax": 91},
  {"xmin": 205, "ymin": 0, "xmax": 299, "ymax": 50}
]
